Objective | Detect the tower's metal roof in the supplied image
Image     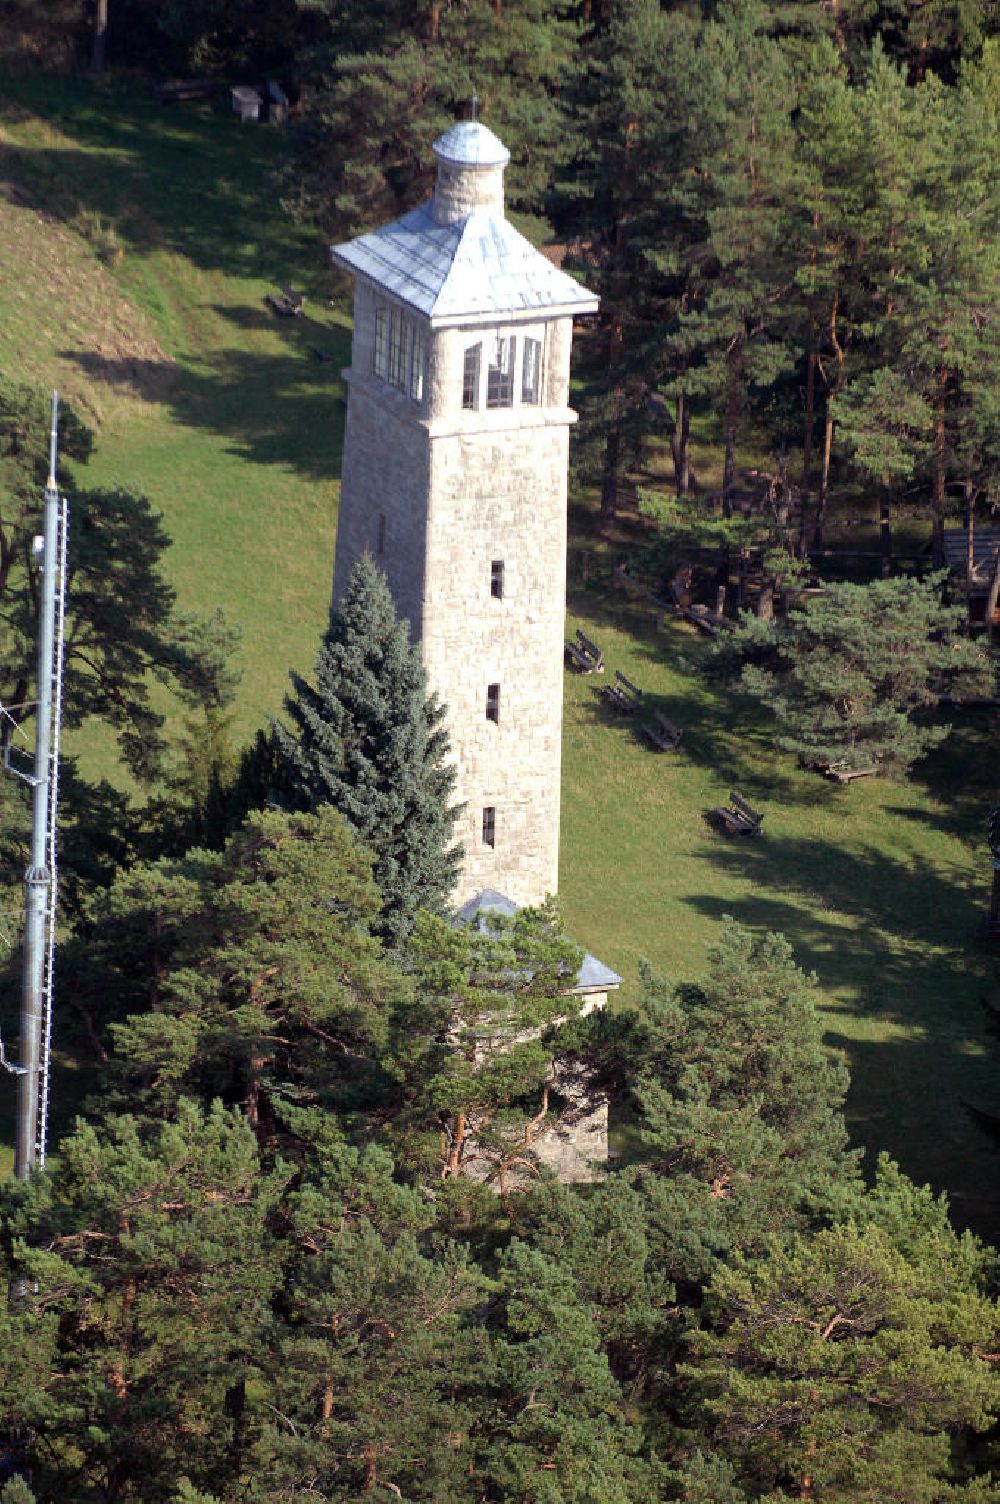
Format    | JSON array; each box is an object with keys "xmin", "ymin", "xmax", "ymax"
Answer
[
  {"xmin": 456, "ymin": 889, "xmax": 622, "ymax": 994},
  {"xmin": 332, "ymin": 204, "xmax": 598, "ymax": 326},
  {"xmin": 433, "ymin": 120, "xmax": 510, "ymax": 167}
]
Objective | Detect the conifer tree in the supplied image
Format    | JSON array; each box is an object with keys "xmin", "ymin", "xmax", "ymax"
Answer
[
  {"xmin": 285, "ymin": 0, "xmax": 576, "ymax": 236},
  {"xmin": 681, "ymin": 1159, "xmax": 1000, "ymax": 1502},
  {"xmin": 391, "ymin": 901, "xmax": 585, "ymax": 1191},
  {"xmin": 0, "ymin": 1102, "xmax": 283, "ymax": 1503},
  {"xmin": 73, "ymin": 807, "xmax": 405, "ymax": 1136},
  {"xmin": 719, "ymin": 574, "xmax": 995, "ymax": 773},
  {"xmin": 627, "ymin": 922, "xmax": 857, "ymax": 1288},
  {"xmin": 266, "ymin": 556, "xmax": 462, "ymax": 942}
]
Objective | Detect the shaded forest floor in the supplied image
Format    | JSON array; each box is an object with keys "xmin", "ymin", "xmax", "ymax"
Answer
[{"xmin": 1, "ymin": 74, "xmax": 999, "ymax": 1237}]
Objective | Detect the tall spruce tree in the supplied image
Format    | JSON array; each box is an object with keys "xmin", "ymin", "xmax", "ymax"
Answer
[{"xmin": 270, "ymin": 556, "xmax": 461, "ymax": 942}]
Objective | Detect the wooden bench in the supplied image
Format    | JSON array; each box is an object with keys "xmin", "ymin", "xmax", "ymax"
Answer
[
  {"xmin": 824, "ymin": 761, "xmax": 879, "ymax": 785},
  {"xmin": 281, "ymin": 284, "xmax": 305, "ymax": 313},
  {"xmin": 565, "ymin": 639, "xmax": 591, "ymax": 672},
  {"xmin": 601, "ymin": 670, "xmax": 642, "ymax": 714},
  {"xmin": 265, "ymin": 291, "xmax": 302, "ymax": 318},
  {"xmin": 642, "ymin": 712, "xmax": 682, "ymax": 752},
  {"xmin": 155, "ymin": 78, "xmax": 216, "ymax": 104},
  {"xmin": 712, "ymin": 790, "xmax": 763, "ymax": 836},
  {"xmin": 674, "ymin": 601, "xmax": 735, "ymax": 636},
  {"xmin": 564, "ymin": 628, "xmax": 604, "ymax": 674}
]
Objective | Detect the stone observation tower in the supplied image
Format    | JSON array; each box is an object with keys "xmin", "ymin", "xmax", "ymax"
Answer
[{"xmin": 331, "ymin": 119, "xmax": 599, "ymax": 909}]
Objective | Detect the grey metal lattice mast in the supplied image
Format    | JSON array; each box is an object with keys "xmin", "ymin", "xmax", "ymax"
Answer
[
  {"xmin": 36, "ymin": 489, "xmax": 68, "ymax": 1168},
  {"xmin": 10, "ymin": 394, "xmax": 67, "ymax": 1179}
]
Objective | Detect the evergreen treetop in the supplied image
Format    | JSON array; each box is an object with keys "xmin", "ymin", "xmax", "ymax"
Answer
[
  {"xmin": 233, "ymin": 556, "xmax": 462, "ymax": 943},
  {"xmin": 718, "ymin": 573, "xmax": 995, "ymax": 773}
]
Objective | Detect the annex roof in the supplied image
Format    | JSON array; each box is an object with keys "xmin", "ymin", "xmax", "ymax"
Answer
[
  {"xmin": 456, "ymin": 889, "xmax": 621, "ymax": 994},
  {"xmin": 332, "ymin": 204, "xmax": 598, "ymax": 326}
]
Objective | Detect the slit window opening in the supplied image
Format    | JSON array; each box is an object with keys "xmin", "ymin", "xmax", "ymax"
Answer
[
  {"xmin": 410, "ymin": 324, "xmax": 425, "ymax": 401},
  {"xmin": 486, "ymin": 683, "xmax": 500, "ymax": 723},
  {"xmin": 490, "ymin": 559, "xmax": 504, "ymax": 599},
  {"xmin": 388, "ymin": 310, "xmax": 409, "ymax": 390},
  {"xmin": 482, "ymin": 806, "xmax": 496, "ymax": 847}
]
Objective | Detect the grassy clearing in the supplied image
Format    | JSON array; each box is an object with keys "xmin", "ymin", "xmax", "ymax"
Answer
[
  {"xmin": 0, "ymin": 74, "xmax": 344, "ymax": 763},
  {"xmin": 1, "ymin": 75, "xmax": 998, "ymax": 1237},
  {"xmin": 560, "ymin": 574, "xmax": 999, "ymax": 1235}
]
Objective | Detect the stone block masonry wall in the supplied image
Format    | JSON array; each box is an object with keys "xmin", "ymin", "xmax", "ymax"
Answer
[
  {"xmin": 423, "ymin": 419, "xmax": 570, "ymax": 907},
  {"xmin": 335, "ymin": 288, "xmax": 579, "ymax": 909},
  {"xmin": 333, "ymin": 280, "xmax": 431, "ymax": 637}
]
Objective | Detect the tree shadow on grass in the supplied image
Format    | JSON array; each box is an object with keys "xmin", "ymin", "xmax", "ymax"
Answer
[
  {"xmin": 887, "ymin": 709, "xmax": 999, "ymax": 846},
  {"xmin": 684, "ymin": 830, "xmax": 1000, "ymax": 1239},
  {"xmin": 62, "ymin": 316, "xmax": 349, "ymax": 482},
  {"xmin": 566, "ymin": 587, "xmax": 852, "ymax": 806},
  {"xmin": 0, "ymin": 77, "xmax": 322, "ymax": 287}
]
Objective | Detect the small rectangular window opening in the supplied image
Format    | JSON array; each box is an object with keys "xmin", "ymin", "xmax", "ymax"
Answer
[
  {"xmin": 377, "ymin": 513, "xmax": 387, "ymax": 554},
  {"xmin": 463, "ymin": 343, "xmax": 481, "ymax": 410},
  {"xmin": 486, "ymin": 683, "xmax": 500, "ymax": 723},
  {"xmin": 487, "ymin": 334, "xmax": 515, "ymax": 408},
  {"xmin": 490, "ymin": 560, "xmax": 504, "ymax": 599},
  {"xmin": 522, "ymin": 336, "xmax": 541, "ymax": 405},
  {"xmin": 482, "ymin": 806, "xmax": 496, "ymax": 848}
]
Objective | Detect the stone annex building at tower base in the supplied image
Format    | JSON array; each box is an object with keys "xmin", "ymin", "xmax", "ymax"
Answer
[{"xmin": 330, "ymin": 118, "xmax": 620, "ymax": 1181}]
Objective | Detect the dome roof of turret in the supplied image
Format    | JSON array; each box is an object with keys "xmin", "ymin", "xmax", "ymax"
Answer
[{"xmin": 432, "ymin": 120, "xmax": 510, "ymax": 167}]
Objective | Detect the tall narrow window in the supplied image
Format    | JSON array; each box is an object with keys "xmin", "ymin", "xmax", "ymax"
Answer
[
  {"xmin": 522, "ymin": 336, "xmax": 541, "ymax": 405},
  {"xmin": 463, "ymin": 343, "xmax": 481, "ymax": 409},
  {"xmin": 377, "ymin": 513, "xmax": 387, "ymax": 554},
  {"xmin": 388, "ymin": 309, "xmax": 409, "ymax": 391},
  {"xmin": 490, "ymin": 559, "xmax": 504, "ymax": 599},
  {"xmin": 409, "ymin": 324, "xmax": 425, "ymax": 401},
  {"xmin": 486, "ymin": 683, "xmax": 500, "ymax": 723},
  {"xmin": 487, "ymin": 334, "xmax": 515, "ymax": 408},
  {"xmin": 373, "ymin": 308, "xmax": 388, "ymax": 381},
  {"xmin": 482, "ymin": 806, "xmax": 496, "ymax": 848}
]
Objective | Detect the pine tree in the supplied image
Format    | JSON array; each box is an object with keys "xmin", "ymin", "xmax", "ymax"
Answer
[
  {"xmin": 268, "ymin": 556, "xmax": 462, "ymax": 943},
  {"xmin": 391, "ymin": 901, "xmax": 585, "ymax": 1192},
  {"xmin": 72, "ymin": 806, "xmax": 405, "ymax": 1137},
  {"xmin": 831, "ymin": 48, "xmax": 1000, "ymax": 561},
  {"xmin": 259, "ymin": 1138, "xmax": 488, "ymax": 1502},
  {"xmin": 480, "ymin": 1240, "xmax": 651, "ymax": 1502},
  {"xmin": 669, "ymin": 0, "xmax": 803, "ymax": 513},
  {"xmin": 626, "ymin": 922, "xmax": 857, "ymax": 1288},
  {"xmin": 284, "ymin": 0, "xmax": 576, "ymax": 236},
  {"xmin": 681, "ymin": 1159, "xmax": 1000, "ymax": 1502},
  {"xmin": 0, "ymin": 1102, "xmax": 283, "ymax": 1503},
  {"xmin": 720, "ymin": 573, "xmax": 995, "ymax": 773}
]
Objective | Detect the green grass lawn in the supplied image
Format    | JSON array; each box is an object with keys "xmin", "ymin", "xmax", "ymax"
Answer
[
  {"xmin": 0, "ymin": 73, "xmax": 344, "ymax": 762},
  {"xmin": 2, "ymin": 74, "xmax": 999, "ymax": 1238},
  {"xmin": 560, "ymin": 583, "xmax": 1000, "ymax": 1235}
]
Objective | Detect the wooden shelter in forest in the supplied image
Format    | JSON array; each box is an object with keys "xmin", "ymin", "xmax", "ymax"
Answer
[{"xmin": 942, "ymin": 526, "xmax": 1000, "ymax": 629}]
